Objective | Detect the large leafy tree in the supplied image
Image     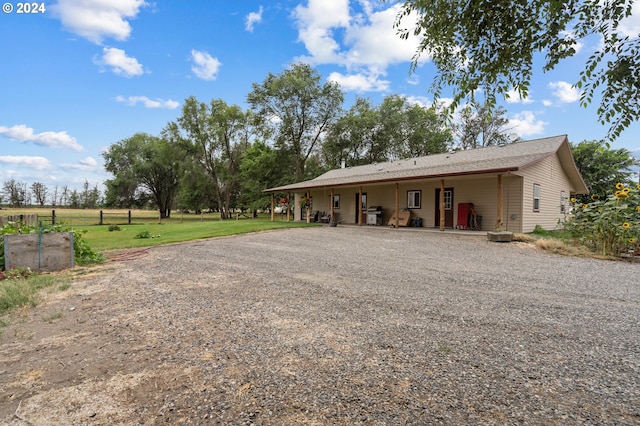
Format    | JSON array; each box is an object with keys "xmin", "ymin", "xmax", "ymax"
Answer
[
  {"xmin": 380, "ymin": 95, "xmax": 452, "ymax": 159},
  {"xmin": 322, "ymin": 95, "xmax": 451, "ymax": 167},
  {"xmin": 239, "ymin": 141, "xmax": 286, "ymax": 212},
  {"xmin": 395, "ymin": 0, "xmax": 640, "ymax": 140},
  {"xmin": 452, "ymin": 101, "xmax": 513, "ymax": 149},
  {"xmin": 571, "ymin": 140, "xmax": 636, "ymax": 203},
  {"xmin": 2, "ymin": 179, "xmax": 27, "ymax": 207},
  {"xmin": 103, "ymin": 133, "xmax": 183, "ymax": 218},
  {"xmin": 247, "ymin": 63, "xmax": 344, "ymax": 182},
  {"xmin": 30, "ymin": 182, "xmax": 48, "ymax": 206},
  {"xmin": 322, "ymin": 97, "xmax": 384, "ymax": 167},
  {"xmin": 168, "ymin": 97, "xmax": 250, "ymax": 220}
]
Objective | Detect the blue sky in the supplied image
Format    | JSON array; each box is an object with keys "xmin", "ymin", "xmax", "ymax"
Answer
[{"xmin": 1, "ymin": 0, "xmax": 639, "ymax": 195}]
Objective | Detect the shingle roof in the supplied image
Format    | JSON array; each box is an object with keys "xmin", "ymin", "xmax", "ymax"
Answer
[{"xmin": 265, "ymin": 135, "xmax": 588, "ymax": 193}]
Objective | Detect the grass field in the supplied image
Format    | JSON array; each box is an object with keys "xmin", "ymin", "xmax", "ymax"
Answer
[
  {"xmin": 1, "ymin": 208, "xmax": 310, "ymax": 252},
  {"xmin": 81, "ymin": 220, "xmax": 316, "ymax": 252},
  {"xmin": 0, "ymin": 207, "xmax": 296, "ymax": 226}
]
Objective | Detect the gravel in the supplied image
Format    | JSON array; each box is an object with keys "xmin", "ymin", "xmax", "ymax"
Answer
[{"xmin": 1, "ymin": 225, "xmax": 639, "ymax": 425}]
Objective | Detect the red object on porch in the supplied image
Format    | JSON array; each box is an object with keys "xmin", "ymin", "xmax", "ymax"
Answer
[{"xmin": 457, "ymin": 203, "xmax": 470, "ymax": 229}]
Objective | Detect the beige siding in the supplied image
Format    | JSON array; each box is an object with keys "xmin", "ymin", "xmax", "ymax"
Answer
[
  {"xmin": 306, "ymin": 174, "xmax": 523, "ymax": 231},
  {"xmin": 517, "ymin": 154, "xmax": 573, "ymax": 232}
]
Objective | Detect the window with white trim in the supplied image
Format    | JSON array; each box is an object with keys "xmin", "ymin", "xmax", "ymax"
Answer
[
  {"xmin": 407, "ymin": 190, "xmax": 421, "ymax": 209},
  {"xmin": 533, "ymin": 184, "xmax": 541, "ymax": 212}
]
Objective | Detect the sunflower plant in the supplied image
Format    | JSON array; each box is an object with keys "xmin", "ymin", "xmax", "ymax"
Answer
[{"xmin": 565, "ymin": 182, "xmax": 640, "ymax": 257}]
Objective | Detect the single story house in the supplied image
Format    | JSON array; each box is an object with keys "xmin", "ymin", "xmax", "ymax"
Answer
[{"xmin": 264, "ymin": 135, "xmax": 588, "ymax": 233}]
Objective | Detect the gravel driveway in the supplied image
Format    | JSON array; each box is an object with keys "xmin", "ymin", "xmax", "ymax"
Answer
[{"xmin": 1, "ymin": 226, "xmax": 639, "ymax": 425}]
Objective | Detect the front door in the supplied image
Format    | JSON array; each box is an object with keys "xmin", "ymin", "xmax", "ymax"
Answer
[
  {"xmin": 435, "ymin": 188, "xmax": 454, "ymax": 228},
  {"xmin": 355, "ymin": 192, "xmax": 367, "ymax": 224}
]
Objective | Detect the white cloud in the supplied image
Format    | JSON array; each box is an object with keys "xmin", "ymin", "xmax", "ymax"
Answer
[
  {"xmin": 509, "ymin": 111, "xmax": 547, "ymax": 137},
  {"xmin": 95, "ymin": 47, "xmax": 144, "ymax": 77},
  {"xmin": 190, "ymin": 49, "xmax": 222, "ymax": 81},
  {"xmin": 245, "ymin": 6, "xmax": 263, "ymax": 32},
  {"xmin": 618, "ymin": 2, "xmax": 640, "ymax": 38},
  {"xmin": 505, "ymin": 88, "xmax": 534, "ymax": 104},
  {"xmin": 548, "ymin": 81, "xmax": 581, "ymax": 104},
  {"xmin": 292, "ymin": 0, "xmax": 424, "ymax": 93},
  {"xmin": 116, "ymin": 95, "xmax": 179, "ymax": 109},
  {"xmin": 327, "ymin": 71, "xmax": 390, "ymax": 92},
  {"xmin": 542, "ymin": 99, "xmax": 553, "ymax": 107},
  {"xmin": 60, "ymin": 157, "xmax": 101, "ymax": 171},
  {"xmin": 0, "ymin": 124, "xmax": 84, "ymax": 151},
  {"xmin": 0, "ymin": 156, "xmax": 52, "ymax": 171},
  {"xmin": 50, "ymin": 0, "xmax": 147, "ymax": 44}
]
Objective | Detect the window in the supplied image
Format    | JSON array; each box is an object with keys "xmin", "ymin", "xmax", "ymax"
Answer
[
  {"xmin": 333, "ymin": 194, "xmax": 340, "ymax": 209},
  {"xmin": 560, "ymin": 191, "xmax": 566, "ymax": 213},
  {"xmin": 533, "ymin": 184, "xmax": 541, "ymax": 212},
  {"xmin": 407, "ymin": 190, "xmax": 421, "ymax": 209},
  {"xmin": 444, "ymin": 190, "xmax": 453, "ymax": 210}
]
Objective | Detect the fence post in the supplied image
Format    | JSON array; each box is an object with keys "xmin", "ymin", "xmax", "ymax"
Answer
[
  {"xmin": 99, "ymin": 210, "xmax": 103, "ymax": 225},
  {"xmin": 128, "ymin": 210, "xmax": 132, "ymax": 224},
  {"xmin": 52, "ymin": 209, "xmax": 56, "ymax": 225}
]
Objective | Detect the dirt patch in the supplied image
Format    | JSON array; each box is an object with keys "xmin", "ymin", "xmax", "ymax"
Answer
[{"xmin": 1, "ymin": 227, "xmax": 638, "ymax": 425}]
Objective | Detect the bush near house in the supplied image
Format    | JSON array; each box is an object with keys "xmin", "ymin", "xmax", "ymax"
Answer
[{"xmin": 566, "ymin": 183, "xmax": 640, "ymax": 257}]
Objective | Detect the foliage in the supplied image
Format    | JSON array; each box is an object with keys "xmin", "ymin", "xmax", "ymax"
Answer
[
  {"xmin": 0, "ymin": 272, "xmax": 60, "ymax": 315},
  {"xmin": 134, "ymin": 230, "xmax": 154, "ymax": 239},
  {"xmin": 322, "ymin": 95, "xmax": 452, "ymax": 167},
  {"xmin": 103, "ymin": 133, "xmax": 183, "ymax": 218},
  {"xmin": 565, "ymin": 182, "xmax": 640, "ymax": 256},
  {"xmin": 452, "ymin": 101, "xmax": 514, "ymax": 149},
  {"xmin": 168, "ymin": 97, "xmax": 250, "ymax": 220},
  {"xmin": 570, "ymin": 140, "xmax": 636, "ymax": 203},
  {"xmin": 2, "ymin": 179, "xmax": 28, "ymax": 207},
  {"xmin": 0, "ymin": 222, "xmax": 104, "ymax": 271},
  {"xmin": 248, "ymin": 63, "xmax": 344, "ymax": 182},
  {"xmin": 394, "ymin": 0, "xmax": 640, "ymax": 141},
  {"xmin": 239, "ymin": 141, "xmax": 288, "ymax": 212}
]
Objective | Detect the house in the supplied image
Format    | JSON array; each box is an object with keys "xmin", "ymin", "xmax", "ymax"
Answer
[{"xmin": 264, "ymin": 135, "xmax": 588, "ymax": 233}]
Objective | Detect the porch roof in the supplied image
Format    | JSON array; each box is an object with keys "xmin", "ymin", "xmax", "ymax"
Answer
[{"xmin": 265, "ymin": 135, "xmax": 588, "ymax": 194}]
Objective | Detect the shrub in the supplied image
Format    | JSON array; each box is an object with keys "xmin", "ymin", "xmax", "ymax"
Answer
[{"xmin": 565, "ymin": 183, "xmax": 640, "ymax": 256}]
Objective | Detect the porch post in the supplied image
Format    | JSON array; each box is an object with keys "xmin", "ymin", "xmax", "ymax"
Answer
[
  {"xmin": 358, "ymin": 186, "xmax": 363, "ymax": 225},
  {"xmin": 439, "ymin": 179, "xmax": 445, "ymax": 231},
  {"xmin": 395, "ymin": 183, "xmax": 399, "ymax": 228},
  {"xmin": 330, "ymin": 188, "xmax": 335, "ymax": 222},
  {"xmin": 496, "ymin": 174, "xmax": 504, "ymax": 230},
  {"xmin": 270, "ymin": 193, "xmax": 275, "ymax": 222},
  {"xmin": 286, "ymin": 192, "xmax": 291, "ymax": 222}
]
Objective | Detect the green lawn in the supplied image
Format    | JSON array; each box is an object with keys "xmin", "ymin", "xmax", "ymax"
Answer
[{"xmin": 81, "ymin": 219, "xmax": 317, "ymax": 252}]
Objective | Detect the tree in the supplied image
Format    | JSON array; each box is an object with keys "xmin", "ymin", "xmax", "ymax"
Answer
[
  {"xmin": 571, "ymin": 140, "xmax": 636, "ymax": 203},
  {"xmin": 379, "ymin": 95, "xmax": 452, "ymax": 159},
  {"xmin": 323, "ymin": 96, "xmax": 385, "ymax": 168},
  {"xmin": 30, "ymin": 182, "xmax": 48, "ymax": 206},
  {"xmin": 169, "ymin": 97, "xmax": 250, "ymax": 220},
  {"xmin": 322, "ymin": 95, "xmax": 451, "ymax": 167},
  {"xmin": 452, "ymin": 101, "xmax": 513, "ymax": 150},
  {"xmin": 239, "ymin": 141, "xmax": 287, "ymax": 212},
  {"xmin": 2, "ymin": 179, "xmax": 27, "ymax": 207},
  {"xmin": 395, "ymin": 0, "xmax": 640, "ymax": 141},
  {"xmin": 248, "ymin": 63, "xmax": 344, "ymax": 182},
  {"xmin": 103, "ymin": 133, "xmax": 183, "ymax": 218}
]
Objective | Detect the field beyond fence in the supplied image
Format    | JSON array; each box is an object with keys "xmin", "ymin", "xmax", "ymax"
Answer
[{"xmin": 0, "ymin": 208, "xmax": 291, "ymax": 226}]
